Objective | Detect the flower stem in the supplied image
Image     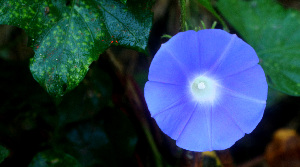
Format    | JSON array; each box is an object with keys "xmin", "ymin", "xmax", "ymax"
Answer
[
  {"xmin": 143, "ymin": 126, "xmax": 163, "ymax": 167},
  {"xmin": 180, "ymin": 0, "xmax": 186, "ymax": 31}
]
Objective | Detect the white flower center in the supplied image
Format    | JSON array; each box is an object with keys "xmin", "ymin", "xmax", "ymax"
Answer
[
  {"xmin": 190, "ymin": 76, "xmax": 217, "ymax": 102},
  {"xmin": 197, "ymin": 82, "xmax": 206, "ymax": 89}
]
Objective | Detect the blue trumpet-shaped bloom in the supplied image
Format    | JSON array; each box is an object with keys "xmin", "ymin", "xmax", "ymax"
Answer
[{"xmin": 144, "ymin": 29, "xmax": 268, "ymax": 151}]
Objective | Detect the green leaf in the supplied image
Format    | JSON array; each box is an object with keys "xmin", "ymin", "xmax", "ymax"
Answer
[
  {"xmin": 0, "ymin": 145, "xmax": 9, "ymax": 163},
  {"xmin": 0, "ymin": 0, "xmax": 152, "ymax": 98},
  {"xmin": 28, "ymin": 150, "xmax": 81, "ymax": 167},
  {"xmin": 217, "ymin": 0, "xmax": 300, "ymax": 96}
]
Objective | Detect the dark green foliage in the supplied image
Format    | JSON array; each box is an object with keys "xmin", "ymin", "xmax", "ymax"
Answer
[
  {"xmin": 28, "ymin": 150, "xmax": 81, "ymax": 167},
  {"xmin": 59, "ymin": 108, "xmax": 137, "ymax": 166},
  {"xmin": 0, "ymin": 145, "xmax": 9, "ymax": 163},
  {"xmin": 0, "ymin": 0, "xmax": 152, "ymax": 98}
]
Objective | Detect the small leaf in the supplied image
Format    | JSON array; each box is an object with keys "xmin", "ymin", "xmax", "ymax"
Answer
[
  {"xmin": 217, "ymin": 0, "xmax": 300, "ymax": 96},
  {"xmin": 0, "ymin": 145, "xmax": 9, "ymax": 163},
  {"xmin": 0, "ymin": 0, "xmax": 152, "ymax": 98},
  {"xmin": 28, "ymin": 150, "xmax": 81, "ymax": 167},
  {"xmin": 161, "ymin": 34, "xmax": 172, "ymax": 39}
]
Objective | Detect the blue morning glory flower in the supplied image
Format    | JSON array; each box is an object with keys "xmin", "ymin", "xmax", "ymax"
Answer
[{"xmin": 144, "ymin": 29, "xmax": 268, "ymax": 152}]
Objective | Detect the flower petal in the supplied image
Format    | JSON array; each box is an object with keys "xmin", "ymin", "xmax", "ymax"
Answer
[
  {"xmin": 148, "ymin": 45, "xmax": 189, "ymax": 85},
  {"xmin": 206, "ymin": 31, "xmax": 259, "ymax": 78},
  {"xmin": 196, "ymin": 29, "xmax": 233, "ymax": 73},
  {"xmin": 144, "ymin": 81, "xmax": 188, "ymax": 116},
  {"xmin": 160, "ymin": 30, "xmax": 202, "ymax": 76},
  {"xmin": 194, "ymin": 29, "xmax": 259, "ymax": 78},
  {"xmin": 176, "ymin": 103, "xmax": 212, "ymax": 152},
  {"xmin": 211, "ymin": 103, "xmax": 245, "ymax": 150},
  {"xmin": 217, "ymin": 65, "xmax": 268, "ymax": 101},
  {"xmin": 153, "ymin": 99, "xmax": 197, "ymax": 140},
  {"xmin": 215, "ymin": 90, "xmax": 266, "ymax": 133}
]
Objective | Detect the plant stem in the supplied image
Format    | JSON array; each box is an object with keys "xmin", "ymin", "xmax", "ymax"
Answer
[
  {"xmin": 143, "ymin": 126, "xmax": 163, "ymax": 167},
  {"xmin": 180, "ymin": 0, "xmax": 186, "ymax": 31}
]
